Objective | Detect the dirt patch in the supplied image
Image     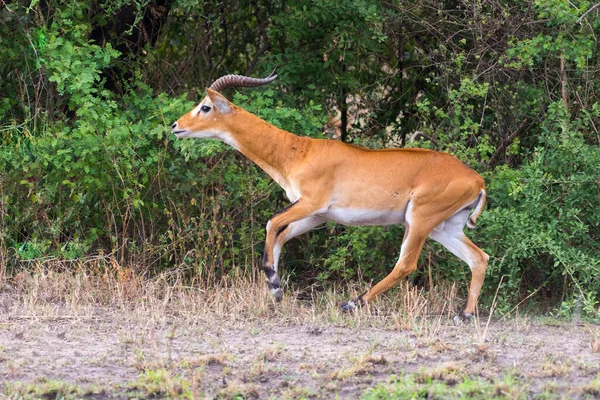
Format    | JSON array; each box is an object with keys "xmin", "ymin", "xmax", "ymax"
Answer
[
  {"xmin": 1, "ymin": 268, "xmax": 599, "ymax": 398},
  {"xmin": 2, "ymin": 311, "xmax": 599, "ymax": 398}
]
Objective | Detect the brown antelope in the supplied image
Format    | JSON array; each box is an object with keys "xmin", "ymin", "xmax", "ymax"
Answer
[{"xmin": 171, "ymin": 72, "xmax": 489, "ymax": 320}]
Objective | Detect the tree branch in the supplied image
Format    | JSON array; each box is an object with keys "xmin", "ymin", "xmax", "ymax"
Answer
[{"xmin": 487, "ymin": 119, "xmax": 529, "ymax": 166}]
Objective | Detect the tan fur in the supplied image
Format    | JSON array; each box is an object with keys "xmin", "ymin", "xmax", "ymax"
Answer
[{"xmin": 173, "ymin": 89, "xmax": 489, "ymax": 317}]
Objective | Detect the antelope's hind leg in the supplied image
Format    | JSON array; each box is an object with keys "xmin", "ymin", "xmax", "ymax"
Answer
[
  {"xmin": 428, "ymin": 211, "xmax": 489, "ymax": 321},
  {"xmin": 262, "ymin": 215, "xmax": 324, "ymax": 301},
  {"xmin": 341, "ymin": 224, "xmax": 428, "ymax": 312}
]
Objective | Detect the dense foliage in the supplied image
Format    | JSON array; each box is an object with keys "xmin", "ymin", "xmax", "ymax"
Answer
[{"xmin": 1, "ymin": 0, "xmax": 599, "ymax": 316}]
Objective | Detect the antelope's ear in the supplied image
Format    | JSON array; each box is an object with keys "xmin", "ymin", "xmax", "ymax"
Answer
[{"xmin": 206, "ymin": 88, "xmax": 232, "ymax": 114}]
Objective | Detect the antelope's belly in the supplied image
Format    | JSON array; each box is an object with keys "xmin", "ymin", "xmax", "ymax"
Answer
[{"xmin": 323, "ymin": 208, "xmax": 406, "ymax": 226}]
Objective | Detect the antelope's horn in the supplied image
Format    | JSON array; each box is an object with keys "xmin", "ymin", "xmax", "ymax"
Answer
[{"xmin": 209, "ymin": 68, "xmax": 278, "ymax": 93}]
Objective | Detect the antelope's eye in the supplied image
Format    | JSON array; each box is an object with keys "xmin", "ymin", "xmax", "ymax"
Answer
[{"xmin": 200, "ymin": 105, "xmax": 211, "ymax": 113}]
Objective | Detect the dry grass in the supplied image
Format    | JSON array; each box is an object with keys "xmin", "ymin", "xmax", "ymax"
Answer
[
  {"xmin": 415, "ymin": 361, "xmax": 465, "ymax": 384},
  {"xmin": 329, "ymin": 353, "xmax": 388, "ymax": 380},
  {"xmin": 180, "ymin": 353, "xmax": 230, "ymax": 368},
  {"xmin": 1, "ymin": 258, "xmax": 466, "ymax": 332},
  {"xmin": 592, "ymin": 339, "xmax": 600, "ymax": 353},
  {"xmin": 4, "ymin": 259, "xmax": 305, "ymax": 325}
]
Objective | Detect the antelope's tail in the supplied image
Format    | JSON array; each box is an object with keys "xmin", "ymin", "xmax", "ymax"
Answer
[{"xmin": 466, "ymin": 188, "xmax": 486, "ymax": 229}]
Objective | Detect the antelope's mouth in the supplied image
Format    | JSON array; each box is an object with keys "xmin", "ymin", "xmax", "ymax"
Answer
[{"xmin": 172, "ymin": 130, "xmax": 188, "ymax": 137}]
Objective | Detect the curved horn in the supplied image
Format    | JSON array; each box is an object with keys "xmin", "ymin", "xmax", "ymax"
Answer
[{"xmin": 209, "ymin": 68, "xmax": 278, "ymax": 93}]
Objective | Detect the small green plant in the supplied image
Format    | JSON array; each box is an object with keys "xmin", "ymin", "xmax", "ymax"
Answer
[
  {"xmin": 5, "ymin": 379, "xmax": 101, "ymax": 399},
  {"xmin": 362, "ymin": 374, "xmax": 530, "ymax": 399},
  {"xmin": 128, "ymin": 369, "xmax": 191, "ymax": 398}
]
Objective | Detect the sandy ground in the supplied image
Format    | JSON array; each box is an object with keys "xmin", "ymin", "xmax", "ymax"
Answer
[{"xmin": 1, "ymin": 310, "xmax": 600, "ymax": 398}]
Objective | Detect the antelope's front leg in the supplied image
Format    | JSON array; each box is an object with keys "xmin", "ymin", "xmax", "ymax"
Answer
[
  {"xmin": 262, "ymin": 227, "xmax": 284, "ymax": 300},
  {"xmin": 262, "ymin": 201, "xmax": 322, "ymax": 301}
]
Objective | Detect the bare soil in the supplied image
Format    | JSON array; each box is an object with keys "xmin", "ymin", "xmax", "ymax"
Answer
[
  {"xmin": 0, "ymin": 267, "xmax": 599, "ymax": 399},
  {"xmin": 2, "ymin": 308, "xmax": 600, "ymax": 398}
]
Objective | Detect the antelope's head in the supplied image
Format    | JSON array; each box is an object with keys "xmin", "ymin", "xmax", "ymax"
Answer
[{"xmin": 171, "ymin": 71, "xmax": 277, "ymax": 139}]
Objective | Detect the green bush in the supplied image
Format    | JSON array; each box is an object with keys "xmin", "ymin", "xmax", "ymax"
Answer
[
  {"xmin": 480, "ymin": 102, "xmax": 600, "ymax": 316},
  {"xmin": 1, "ymin": 0, "xmax": 599, "ymax": 318}
]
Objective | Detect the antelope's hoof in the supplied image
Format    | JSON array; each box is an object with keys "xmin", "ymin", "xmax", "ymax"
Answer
[
  {"xmin": 341, "ymin": 300, "xmax": 357, "ymax": 312},
  {"xmin": 453, "ymin": 312, "xmax": 474, "ymax": 325},
  {"xmin": 271, "ymin": 287, "xmax": 283, "ymax": 302}
]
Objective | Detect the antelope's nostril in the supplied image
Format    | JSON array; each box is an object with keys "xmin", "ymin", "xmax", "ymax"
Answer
[{"xmin": 171, "ymin": 122, "xmax": 177, "ymax": 129}]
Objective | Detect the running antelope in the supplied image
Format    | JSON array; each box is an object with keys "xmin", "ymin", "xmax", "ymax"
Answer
[{"xmin": 171, "ymin": 72, "xmax": 489, "ymax": 320}]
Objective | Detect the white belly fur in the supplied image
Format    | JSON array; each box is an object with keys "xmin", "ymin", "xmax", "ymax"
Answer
[{"xmin": 323, "ymin": 208, "xmax": 406, "ymax": 226}]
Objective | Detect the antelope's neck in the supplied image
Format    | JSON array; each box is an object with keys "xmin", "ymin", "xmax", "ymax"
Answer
[{"xmin": 224, "ymin": 109, "xmax": 310, "ymax": 195}]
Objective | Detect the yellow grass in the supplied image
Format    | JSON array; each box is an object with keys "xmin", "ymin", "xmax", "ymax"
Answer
[{"xmin": 1, "ymin": 258, "xmax": 474, "ymax": 335}]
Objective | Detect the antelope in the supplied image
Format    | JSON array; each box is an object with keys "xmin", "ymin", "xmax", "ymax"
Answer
[{"xmin": 171, "ymin": 72, "xmax": 489, "ymax": 320}]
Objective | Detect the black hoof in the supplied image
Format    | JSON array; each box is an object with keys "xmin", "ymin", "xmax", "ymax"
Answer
[
  {"xmin": 453, "ymin": 312, "xmax": 474, "ymax": 325},
  {"xmin": 271, "ymin": 287, "xmax": 283, "ymax": 302},
  {"xmin": 341, "ymin": 292, "xmax": 367, "ymax": 313},
  {"xmin": 341, "ymin": 300, "xmax": 357, "ymax": 312}
]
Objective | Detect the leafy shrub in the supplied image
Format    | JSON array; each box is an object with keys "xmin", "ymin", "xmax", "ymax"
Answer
[{"xmin": 480, "ymin": 102, "xmax": 600, "ymax": 315}]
